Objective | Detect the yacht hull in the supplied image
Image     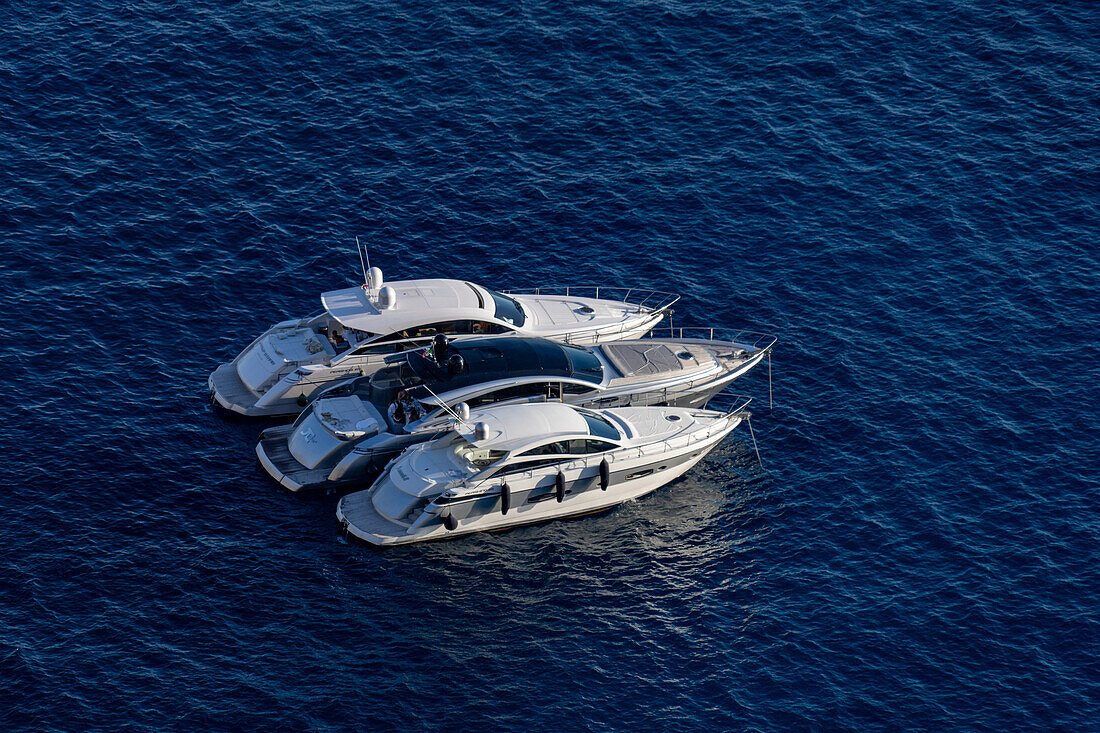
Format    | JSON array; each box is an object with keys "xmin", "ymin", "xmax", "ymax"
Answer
[
  {"xmin": 257, "ymin": 332, "xmax": 772, "ymax": 490},
  {"xmin": 336, "ymin": 413, "xmax": 742, "ymax": 546},
  {"xmin": 211, "ymin": 308, "xmax": 668, "ymax": 418}
]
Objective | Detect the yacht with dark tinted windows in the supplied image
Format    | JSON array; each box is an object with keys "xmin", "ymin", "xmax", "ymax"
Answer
[
  {"xmin": 335, "ymin": 398, "xmax": 751, "ymax": 545},
  {"xmin": 208, "ymin": 268, "xmax": 677, "ymax": 417},
  {"xmin": 256, "ymin": 331, "xmax": 774, "ymax": 491}
]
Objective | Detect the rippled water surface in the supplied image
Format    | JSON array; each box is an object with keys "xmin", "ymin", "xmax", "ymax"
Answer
[{"xmin": 3, "ymin": 1, "xmax": 1098, "ymax": 730}]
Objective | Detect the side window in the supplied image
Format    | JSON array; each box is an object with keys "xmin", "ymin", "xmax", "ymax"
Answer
[
  {"xmin": 470, "ymin": 320, "xmax": 507, "ymax": 335},
  {"xmin": 352, "ymin": 332, "xmax": 427, "ymax": 355},
  {"xmin": 391, "ymin": 339, "xmax": 425, "ymax": 353},
  {"xmin": 563, "ymin": 439, "xmax": 614, "ymax": 454},
  {"xmin": 468, "ymin": 383, "xmax": 546, "ymax": 408},
  {"xmin": 406, "ymin": 322, "xmax": 452, "ymax": 338},
  {"xmin": 531, "ymin": 457, "xmax": 565, "ymax": 469},
  {"xmin": 409, "ymin": 321, "xmax": 476, "ymax": 338},
  {"xmin": 467, "ymin": 389, "xmax": 510, "ymax": 408},
  {"xmin": 352, "ymin": 340, "xmax": 400, "ymax": 356},
  {"xmin": 497, "ymin": 460, "xmax": 526, "ymax": 476},
  {"xmin": 389, "ymin": 330, "xmax": 435, "ymax": 352},
  {"xmin": 500, "ymin": 456, "xmax": 565, "ymax": 474},
  {"xmin": 520, "ymin": 440, "xmax": 573, "ymax": 457},
  {"xmin": 466, "ymin": 392, "xmax": 495, "ymax": 409},
  {"xmin": 510, "ymin": 383, "xmax": 547, "ymax": 401},
  {"xmin": 562, "ymin": 381, "xmax": 591, "ymax": 395}
]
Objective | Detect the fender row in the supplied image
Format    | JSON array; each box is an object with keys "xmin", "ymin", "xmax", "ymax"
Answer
[{"xmin": 438, "ymin": 449, "xmax": 706, "ymax": 528}]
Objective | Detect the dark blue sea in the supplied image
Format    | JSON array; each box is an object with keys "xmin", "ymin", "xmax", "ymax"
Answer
[{"xmin": 3, "ymin": 1, "xmax": 1097, "ymax": 729}]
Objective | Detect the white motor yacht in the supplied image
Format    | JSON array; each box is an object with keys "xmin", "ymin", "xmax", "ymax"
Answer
[
  {"xmin": 257, "ymin": 331, "xmax": 774, "ymax": 491},
  {"xmin": 336, "ymin": 397, "xmax": 751, "ymax": 546},
  {"xmin": 209, "ymin": 269, "xmax": 677, "ymax": 417}
]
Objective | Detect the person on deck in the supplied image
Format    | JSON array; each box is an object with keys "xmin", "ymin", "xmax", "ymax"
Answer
[
  {"xmin": 329, "ymin": 329, "xmax": 348, "ymax": 351},
  {"xmin": 388, "ymin": 389, "xmax": 424, "ymax": 431}
]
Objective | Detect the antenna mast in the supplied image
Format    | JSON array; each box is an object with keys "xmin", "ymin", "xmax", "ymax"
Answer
[
  {"xmin": 417, "ymin": 383, "xmax": 471, "ymax": 428},
  {"xmin": 355, "ymin": 236, "xmax": 371, "ymax": 289}
]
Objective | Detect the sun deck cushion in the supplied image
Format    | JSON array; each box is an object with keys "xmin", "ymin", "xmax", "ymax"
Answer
[
  {"xmin": 601, "ymin": 343, "xmax": 688, "ymax": 377},
  {"xmin": 314, "ymin": 396, "xmax": 376, "ymax": 434}
]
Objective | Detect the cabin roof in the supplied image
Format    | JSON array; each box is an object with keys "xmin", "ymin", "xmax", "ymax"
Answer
[
  {"xmin": 321, "ymin": 279, "xmax": 493, "ymax": 333},
  {"xmin": 407, "ymin": 336, "xmax": 603, "ymax": 396},
  {"xmin": 458, "ymin": 403, "xmax": 592, "ymax": 452}
]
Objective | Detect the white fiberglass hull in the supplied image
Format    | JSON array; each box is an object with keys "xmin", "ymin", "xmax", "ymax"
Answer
[
  {"xmin": 336, "ymin": 413, "xmax": 741, "ymax": 546},
  {"xmin": 210, "ymin": 305, "xmax": 667, "ymax": 418},
  {"xmin": 256, "ymin": 331, "xmax": 772, "ymax": 489}
]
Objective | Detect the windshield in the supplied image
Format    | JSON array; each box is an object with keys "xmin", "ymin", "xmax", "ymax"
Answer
[
  {"xmin": 562, "ymin": 344, "xmax": 603, "ymax": 382},
  {"xmin": 582, "ymin": 413, "xmax": 621, "ymax": 441},
  {"xmin": 488, "ymin": 290, "xmax": 526, "ymax": 327}
]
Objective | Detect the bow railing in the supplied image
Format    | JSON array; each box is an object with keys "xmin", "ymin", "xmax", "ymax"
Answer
[
  {"xmin": 655, "ymin": 326, "xmax": 776, "ymax": 353},
  {"xmin": 501, "ymin": 286, "xmax": 680, "ymax": 314}
]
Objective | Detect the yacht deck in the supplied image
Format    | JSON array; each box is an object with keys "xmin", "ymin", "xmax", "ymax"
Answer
[{"xmin": 209, "ymin": 363, "xmax": 259, "ymax": 411}]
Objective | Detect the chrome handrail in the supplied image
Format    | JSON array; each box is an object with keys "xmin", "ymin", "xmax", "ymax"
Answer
[
  {"xmin": 656, "ymin": 325, "xmax": 777, "ymax": 353},
  {"xmin": 500, "ymin": 286, "xmax": 680, "ymax": 314}
]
